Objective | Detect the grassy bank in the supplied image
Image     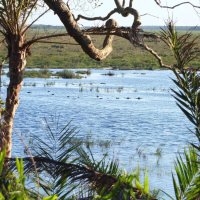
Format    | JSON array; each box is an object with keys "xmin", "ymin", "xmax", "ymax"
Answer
[{"xmin": 0, "ymin": 28, "xmax": 200, "ymax": 70}]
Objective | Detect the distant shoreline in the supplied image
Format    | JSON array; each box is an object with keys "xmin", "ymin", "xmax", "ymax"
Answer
[{"xmin": 32, "ymin": 24, "xmax": 200, "ymax": 31}]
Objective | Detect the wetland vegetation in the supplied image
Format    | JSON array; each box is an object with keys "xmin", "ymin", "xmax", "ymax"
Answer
[{"xmin": 0, "ymin": 27, "xmax": 200, "ymax": 71}]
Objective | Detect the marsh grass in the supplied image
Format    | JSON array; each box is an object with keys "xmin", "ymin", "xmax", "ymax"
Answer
[
  {"xmin": 76, "ymin": 69, "xmax": 91, "ymax": 75},
  {"xmin": 56, "ymin": 70, "xmax": 81, "ymax": 79},
  {"xmin": 24, "ymin": 69, "xmax": 52, "ymax": 78},
  {"xmin": 69, "ymin": 137, "xmax": 112, "ymax": 150}
]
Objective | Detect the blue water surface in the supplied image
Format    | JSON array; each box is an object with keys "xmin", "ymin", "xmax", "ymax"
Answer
[{"xmin": 1, "ymin": 69, "xmax": 195, "ymax": 198}]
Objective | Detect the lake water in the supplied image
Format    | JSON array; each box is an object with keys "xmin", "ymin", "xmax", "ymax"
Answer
[{"xmin": 0, "ymin": 69, "xmax": 195, "ymax": 198}]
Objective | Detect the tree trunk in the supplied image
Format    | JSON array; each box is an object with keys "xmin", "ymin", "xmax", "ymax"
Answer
[{"xmin": 1, "ymin": 35, "xmax": 26, "ymax": 157}]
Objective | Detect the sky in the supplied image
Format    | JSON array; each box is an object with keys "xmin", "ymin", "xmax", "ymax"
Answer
[{"xmin": 34, "ymin": 0, "xmax": 200, "ymax": 26}]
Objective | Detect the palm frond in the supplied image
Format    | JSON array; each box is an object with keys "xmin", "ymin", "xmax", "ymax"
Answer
[
  {"xmin": 171, "ymin": 69, "xmax": 200, "ymax": 147},
  {"xmin": 161, "ymin": 22, "xmax": 200, "ymax": 148},
  {"xmin": 160, "ymin": 22, "xmax": 199, "ymax": 69},
  {"xmin": 160, "ymin": 21, "xmax": 200, "ymax": 200},
  {"xmin": 172, "ymin": 147, "xmax": 200, "ymax": 200}
]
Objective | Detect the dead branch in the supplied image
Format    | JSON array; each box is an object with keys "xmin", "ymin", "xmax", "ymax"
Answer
[
  {"xmin": 35, "ymin": 41, "xmax": 79, "ymax": 45},
  {"xmin": 154, "ymin": 0, "xmax": 200, "ymax": 9},
  {"xmin": 136, "ymin": 41, "xmax": 171, "ymax": 69},
  {"xmin": 24, "ymin": 33, "xmax": 69, "ymax": 47},
  {"xmin": 22, "ymin": 9, "xmax": 50, "ymax": 34},
  {"xmin": 76, "ymin": 0, "xmax": 141, "ymax": 30},
  {"xmin": 76, "ymin": 8, "xmax": 118, "ymax": 21}
]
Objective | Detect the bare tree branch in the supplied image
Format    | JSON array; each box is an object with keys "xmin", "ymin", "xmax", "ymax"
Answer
[
  {"xmin": 129, "ymin": 0, "xmax": 133, "ymax": 7},
  {"xmin": 44, "ymin": 0, "xmax": 119, "ymax": 61},
  {"xmin": 122, "ymin": 0, "xmax": 126, "ymax": 8},
  {"xmin": 22, "ymin": 9, "xmax": 50, "ymax": 34},
  {"xmin": 24, "ymin": 33, "xmax": 69, "ymax": 47},
  {"xmin": 138, "ymin": 42, "xmax": 171, "ymax": 69},
  {"xmin": 114, "ymin": 0, "xmax": 123, "ymax": 11},
  {"xmin": 76, "ymin": 0, "xmax": 141, "ymax": 30},
  {"xmin": 76, "ymin": 8, "xmax": 118, "ymax": 21},
  {"xmin": 35, "ymin": 41, "xmax": 79, "ymax": 45},
  {"xmin": 20, "ymin": 0, "xmax": 39, "ymax": 32},
  {"xmin": 154, "ymin": 0, "xmax": 200, "ymax": 9}
]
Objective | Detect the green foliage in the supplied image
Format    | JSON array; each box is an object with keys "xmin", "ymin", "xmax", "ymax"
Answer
[
  {"xmin": 172, "ymin": 147, "xmax": 200, "ymax": 200},
  {"xmin": 160, "ymin": 23, "xmax": 198, "ymax": 69},
  {"xmin": 0, "ymin": 149, "xmax": 58, "ymax": 200},
  {"xmin": 95, "ymin": 169, "xmax": 152, "ymax": 200},
  {"xmin": 172, "ymin": 69, "xmax": 200, "ymax": 147},
  {"xmin": 0, "ymin": 150, "xmax": 30, "ymax": 199}
]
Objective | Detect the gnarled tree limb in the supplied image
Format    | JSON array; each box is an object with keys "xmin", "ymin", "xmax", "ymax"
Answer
[
  {"xmin": 154, "ymin": 0, "xmax": 200, "ymax": 9},
  {"xmin": 76, "ymin": 8, "xmax": 118, "ymax": 21},
  {"xmin": 44, "ymin": 0, "xmax": 141, "ymax": 61},
  {"xmin": 76, "ymin": 0, "xmax": 141, "ymax": 30},
  {"xmin": 44, "ymin": 0, "xmax": 117, "ymax": 61}
]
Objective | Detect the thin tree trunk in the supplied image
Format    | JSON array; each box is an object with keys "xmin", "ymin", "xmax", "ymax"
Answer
[{"xmin": 1, "ymin": 35, "xmax": 26, "ymax": 157}]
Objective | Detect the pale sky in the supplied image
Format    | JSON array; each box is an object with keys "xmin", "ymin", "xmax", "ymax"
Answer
[{"xmin": 34, "ymin": 0, "xmax": 200, "ymax": 26}]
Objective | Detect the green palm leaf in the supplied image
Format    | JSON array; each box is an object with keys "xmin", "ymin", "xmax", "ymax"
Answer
[{"xmin": 172, "ymin": 147, "xmax": 200, "ymax": 200}]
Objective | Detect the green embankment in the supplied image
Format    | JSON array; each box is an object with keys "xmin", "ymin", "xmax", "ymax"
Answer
[{"xmin": 0, "ymin": 27, "xmax": 199, "ymax": 70}]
